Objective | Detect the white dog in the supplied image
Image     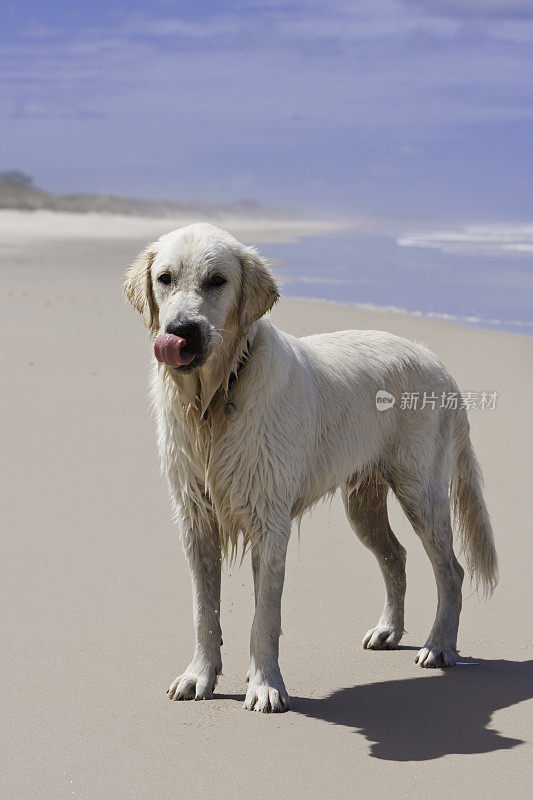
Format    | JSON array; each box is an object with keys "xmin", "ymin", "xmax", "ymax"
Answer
[{"xmin": 124, "ymin": 223, "xmax": 497, "ymax": 713}]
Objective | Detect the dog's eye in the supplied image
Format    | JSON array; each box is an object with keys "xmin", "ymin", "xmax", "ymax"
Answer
[
  {"xmin": 158, "ymin": 273, "xmax": 172, "ymax": 286},
  {"xmin": 208, "ymin": 274, "xmax": 227, "ymax": 288}
]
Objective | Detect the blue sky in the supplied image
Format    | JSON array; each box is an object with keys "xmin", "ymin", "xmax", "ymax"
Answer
[{"xmin": 1, "ymin": 0, "xmax": 532, "ymax": 219}]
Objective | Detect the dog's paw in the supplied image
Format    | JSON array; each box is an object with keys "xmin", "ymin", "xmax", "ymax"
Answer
[
  {"xmin": 363, "ymin": 624, "xmax": 402, "ymax": 650},
  {"xmin": 167, "ymin": 665, "xmax": 219, "ymax": 701},
  {"xmin": 415, "ymin": 644, "xmax": 458, "ymax": 668},
  {"xmin": 244, "ymin": 677, "xmax": 290, "ymax": 713}
]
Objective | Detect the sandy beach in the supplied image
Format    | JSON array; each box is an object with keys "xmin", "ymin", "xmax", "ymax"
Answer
[{"xmin": 1, "ymin": 212, "xmax": 532, "ymax": 799}]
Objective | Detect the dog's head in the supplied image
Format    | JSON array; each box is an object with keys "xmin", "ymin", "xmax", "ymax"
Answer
[{"xmin": 124, "ymin": 223, "xmax": 279, "ymax": 378}]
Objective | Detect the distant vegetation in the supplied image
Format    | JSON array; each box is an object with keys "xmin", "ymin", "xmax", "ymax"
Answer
[{"xmin": 0, "ymin": 171, "xmax": 287, "ymax": 218}]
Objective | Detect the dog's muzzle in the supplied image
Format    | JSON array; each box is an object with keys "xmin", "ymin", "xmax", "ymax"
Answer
[{"xmin": 154, "ymin": 321, "xmax": 208, "ymax": 370}]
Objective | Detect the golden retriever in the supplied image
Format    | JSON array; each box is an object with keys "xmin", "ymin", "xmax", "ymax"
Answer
[{"xmin": 124, "ymin": 223, "xmax": 497, "ymax": 713}]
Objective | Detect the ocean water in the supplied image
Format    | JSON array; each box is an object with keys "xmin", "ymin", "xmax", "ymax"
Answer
[{"xmin": 265, "ymin": 224, "xmax": 533, "ymax": 336}]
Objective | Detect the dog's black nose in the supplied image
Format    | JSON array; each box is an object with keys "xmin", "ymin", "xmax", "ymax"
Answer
[{"xmin": 165, "ymin": 321, "xmax": 202, "ymax": 348}]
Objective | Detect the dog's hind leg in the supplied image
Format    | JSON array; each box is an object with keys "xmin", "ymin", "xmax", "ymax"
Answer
[
  {"xmin": 393, "ymin": 472, "xmax": 464, "ymax": 667},
  {"xmin": 342, "ymin": 473, "xmax": 406, "ymax": 650}
]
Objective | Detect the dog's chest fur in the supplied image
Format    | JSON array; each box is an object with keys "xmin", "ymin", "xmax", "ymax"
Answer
[{"xmin": 153, "ymin": 365, "xmax": 275, "ymax": 552}]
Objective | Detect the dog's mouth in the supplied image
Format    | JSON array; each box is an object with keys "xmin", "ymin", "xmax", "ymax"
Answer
[{"xmin": 154, "ymin": 333, "xmax": 198, "ymax": 369}]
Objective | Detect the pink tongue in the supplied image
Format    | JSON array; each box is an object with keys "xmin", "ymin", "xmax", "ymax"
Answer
[{"xmin": 154, "ymin": 334, "xmax": 196, "ymax": 367}]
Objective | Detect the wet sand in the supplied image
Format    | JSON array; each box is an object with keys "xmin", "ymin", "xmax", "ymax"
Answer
[{"xmin": 1, "ymin": 212, "xmax": 532, "ymax": 799}]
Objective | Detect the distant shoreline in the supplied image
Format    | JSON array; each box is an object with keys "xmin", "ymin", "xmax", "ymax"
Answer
[
  {"xmin": 0, "ymin": 208, "xmax": 350, "ymax": 245},
  {"xmin": 2, "ymin": 208, "xmax": 530, "ymax": 338},
  {"xmin": 0, "ymin": 177, "xmax": 300, "ymax": 220}
]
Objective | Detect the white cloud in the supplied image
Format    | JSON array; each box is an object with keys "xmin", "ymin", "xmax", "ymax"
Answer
[{"xmin": 1, "ymin": 0, "xmax": 531, "ymax": 214}]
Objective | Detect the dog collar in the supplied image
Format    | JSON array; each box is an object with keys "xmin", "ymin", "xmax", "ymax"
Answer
[{"xmin": 224, "ymin": 340, "xmax": 251, "ymax": 422}]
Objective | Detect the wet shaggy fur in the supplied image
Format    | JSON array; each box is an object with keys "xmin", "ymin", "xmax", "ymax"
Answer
[{"xmin": 124, "ymin": 223, "xmax": 498, "ymax": 713}]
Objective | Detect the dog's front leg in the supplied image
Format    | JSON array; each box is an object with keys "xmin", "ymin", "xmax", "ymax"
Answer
[
  {"xmin": 168, "ymin": 522, "xmax": 222, "ymax": 701},
  {"xmin": 244, "ymin": 519, "xmax": 291, "ymax": 712}
]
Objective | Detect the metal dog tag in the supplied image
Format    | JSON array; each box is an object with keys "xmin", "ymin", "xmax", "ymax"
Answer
[{"xmin": 225, "ymin": 402, "xmax": 239, "ymax": 422}]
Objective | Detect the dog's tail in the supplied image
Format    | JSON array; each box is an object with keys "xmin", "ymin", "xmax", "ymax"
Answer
[{"xmin": 450, "ymin": 410, "xmax": 498, "ymax": 596}]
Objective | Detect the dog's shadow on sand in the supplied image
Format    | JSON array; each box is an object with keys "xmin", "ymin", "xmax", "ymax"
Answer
[{"xmin": 289, "ymin": 658, "xmax": 532, "ymax": 761}]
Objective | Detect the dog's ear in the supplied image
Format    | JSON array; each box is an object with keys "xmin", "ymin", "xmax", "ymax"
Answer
[
  {"xmin": 239, "ymin": 246, "xmax": 279, "ymax": 331},
  {"xmin": 123, "ymin": 244, "xmax": 159, "ymax": 331}
]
